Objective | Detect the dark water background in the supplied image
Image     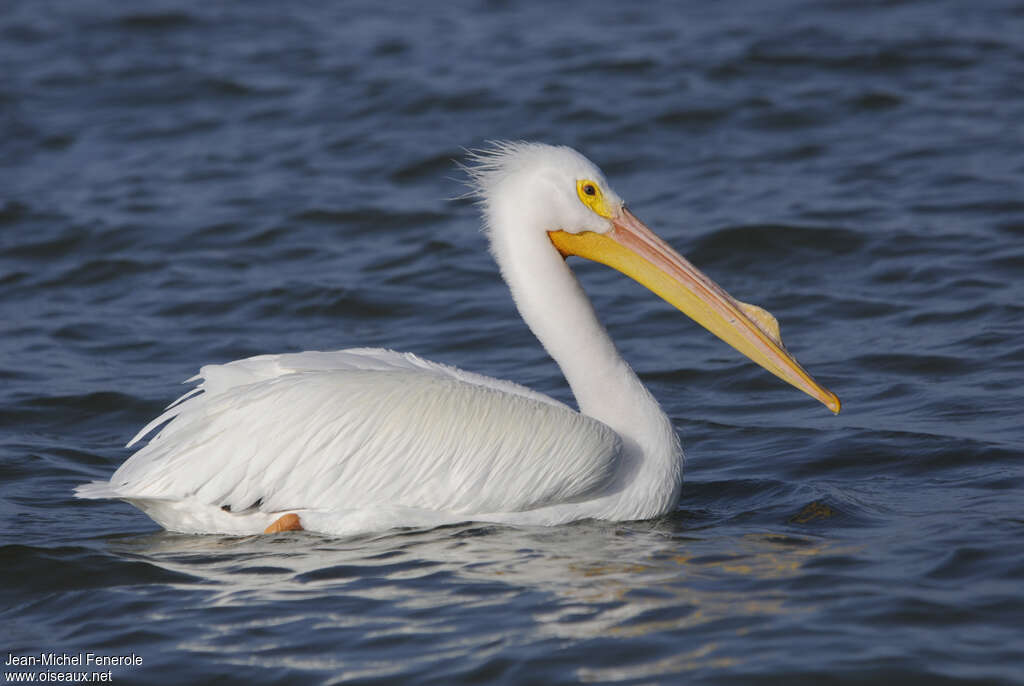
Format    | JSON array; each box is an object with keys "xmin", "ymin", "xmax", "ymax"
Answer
[{"xmin": 2, "ymin": 1, "xmax": 1023, "ymax": 684}]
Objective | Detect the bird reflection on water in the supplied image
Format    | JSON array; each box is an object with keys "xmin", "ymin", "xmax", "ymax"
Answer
[{"xmin": 108, "ymin": 518, "xmax": 850, "ymax": 678}]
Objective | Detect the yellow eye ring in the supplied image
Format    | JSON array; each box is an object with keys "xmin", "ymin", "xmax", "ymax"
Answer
[{"xmin": 576, "ymin": 179, "xmax": 614, "ymax": 219}]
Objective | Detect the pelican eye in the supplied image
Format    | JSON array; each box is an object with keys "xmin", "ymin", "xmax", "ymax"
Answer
[{"xmin": 576, "ymin": 178, "xmax": 614, "ymax": 219}]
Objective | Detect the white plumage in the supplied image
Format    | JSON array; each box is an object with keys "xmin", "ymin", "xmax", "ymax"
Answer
[
  {"xmin": 79, "ymin": 350, "xmax": 623, "ymax": 533},
  {"xmin": 78, "ymin": 142, "xmax": 837, "ymax": 536}
]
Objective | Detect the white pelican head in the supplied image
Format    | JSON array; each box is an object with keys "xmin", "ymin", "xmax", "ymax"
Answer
[
  {"xmin": 467, "ymin": 141, "xmax": 840, "ymax": 413},
  {"xmin": 468, "ymin": 142, "xmax": 622, "ymax": 236}
]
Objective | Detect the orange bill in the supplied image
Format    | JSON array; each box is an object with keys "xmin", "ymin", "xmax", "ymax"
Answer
[{"xmin": 549, "ymin": 208, "xmax": 840, "ymax": 413}]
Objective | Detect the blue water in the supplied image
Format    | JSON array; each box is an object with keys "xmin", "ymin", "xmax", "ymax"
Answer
[{"xmin": 3, "ymin": 1, "xmax": 1023, "ymax": 683}]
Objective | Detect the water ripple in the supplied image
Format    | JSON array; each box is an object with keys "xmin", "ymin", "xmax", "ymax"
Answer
[{"xmin": 2, "ymin": 0, "xmax": 1023, "ymax": 684}]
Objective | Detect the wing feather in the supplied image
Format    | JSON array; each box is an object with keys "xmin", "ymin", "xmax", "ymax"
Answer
[{"xmin": 98, "ymin": 349, "xmax": 621, "ymax": 517}]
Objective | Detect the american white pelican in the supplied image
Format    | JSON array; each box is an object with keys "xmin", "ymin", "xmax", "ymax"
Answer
[{"xmin": 77, "ymin": 142, "xmax": 839, "ymax": 536}]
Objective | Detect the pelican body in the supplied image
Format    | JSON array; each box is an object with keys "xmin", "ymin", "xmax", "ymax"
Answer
[{"xmin": 77, "ymin": 142, "xmax": 838, "ymax": 536}]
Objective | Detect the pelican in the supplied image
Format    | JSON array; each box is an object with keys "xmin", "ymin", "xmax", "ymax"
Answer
[{"xmin": 77, "ymin": 142, "xmax": 839, "ymax": 536}]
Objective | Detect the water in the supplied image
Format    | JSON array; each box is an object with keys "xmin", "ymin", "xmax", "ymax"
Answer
[{"xmin": 2, "ymin": 0, "xmax": 1023, "ymax": 683}]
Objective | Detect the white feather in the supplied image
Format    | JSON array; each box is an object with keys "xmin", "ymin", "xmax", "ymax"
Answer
[{"xmin": 86, "ymin": 349, "xmax": 620, "ymax": 514}]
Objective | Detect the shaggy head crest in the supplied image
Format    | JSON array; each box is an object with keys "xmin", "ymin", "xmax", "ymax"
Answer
[{"xmin": 462, "ymin": 141, "xmax": 607, "ymax": 201}]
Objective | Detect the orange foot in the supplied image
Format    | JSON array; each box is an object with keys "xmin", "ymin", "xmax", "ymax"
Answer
[{"xmin": 264, "ymin": 513, "xmax": 303, "ymax": 534}]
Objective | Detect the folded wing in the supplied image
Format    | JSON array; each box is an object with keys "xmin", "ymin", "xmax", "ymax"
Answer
[{"xmin": 80, "ymin": 349, "xmax": 622, "ymax": 517}]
